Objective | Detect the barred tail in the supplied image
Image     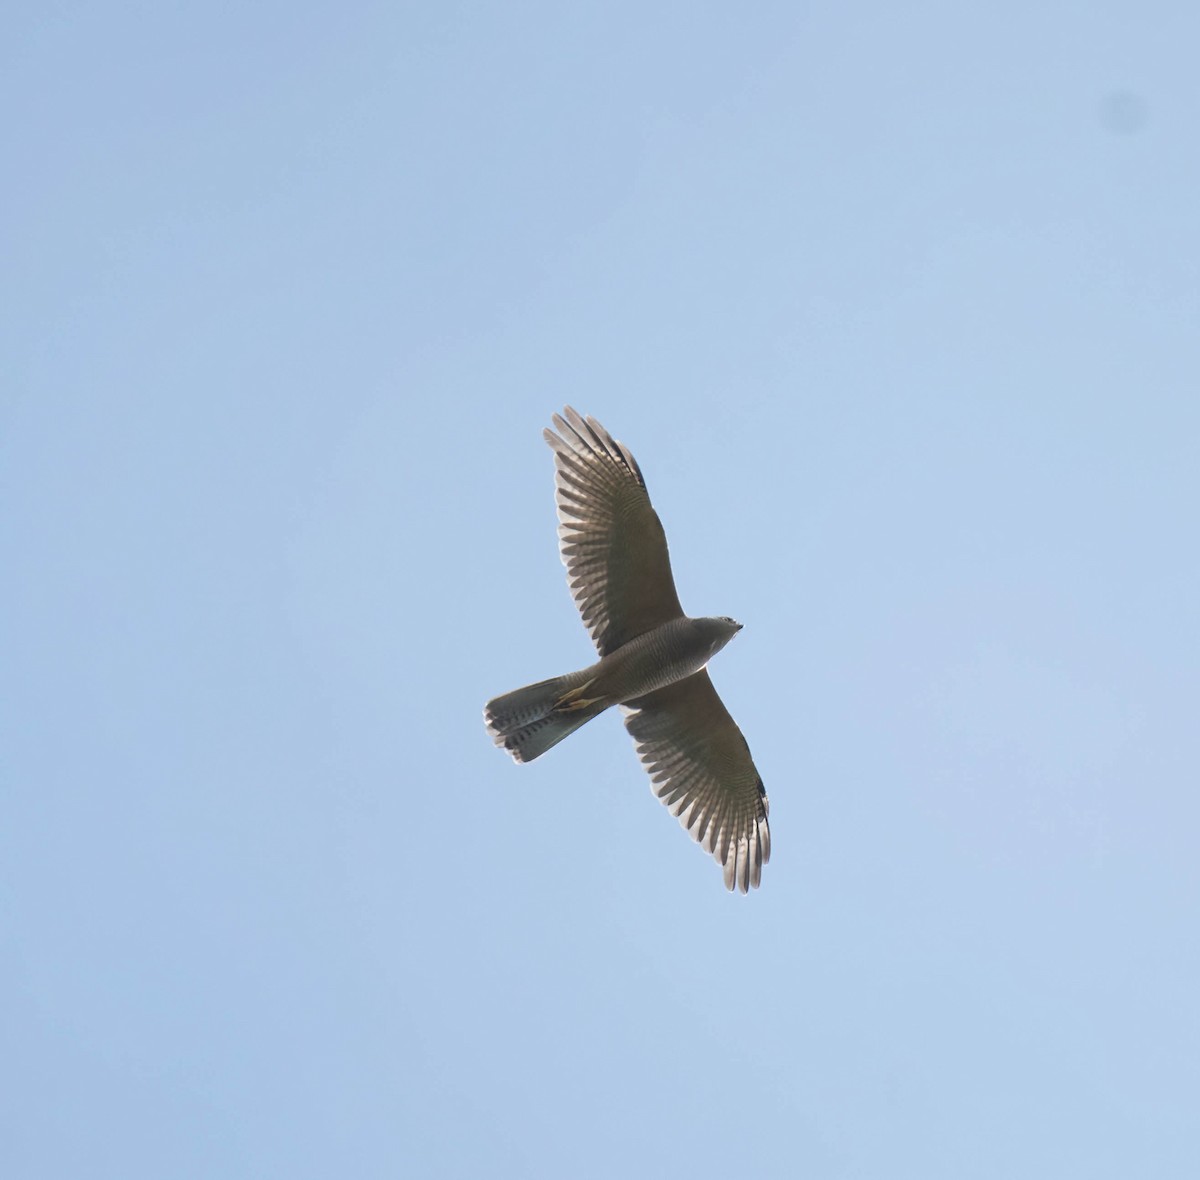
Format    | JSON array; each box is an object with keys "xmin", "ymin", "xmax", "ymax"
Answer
[{"xmin": 484, "ymin": 670, "xmax": 608, "ymax": 763}]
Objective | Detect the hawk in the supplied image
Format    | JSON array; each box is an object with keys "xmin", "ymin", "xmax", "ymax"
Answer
[{"xmin": 484, "ymin": 408, "xmax": 770, "ymax": 892}]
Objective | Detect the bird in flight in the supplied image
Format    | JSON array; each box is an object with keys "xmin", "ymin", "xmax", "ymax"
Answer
[{"xmin": 484, "ymin": 408, "xmax": 770, "ymax": 892}]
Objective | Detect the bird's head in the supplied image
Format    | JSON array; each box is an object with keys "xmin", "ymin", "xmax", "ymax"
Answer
[{"xmin": 695, "ymin": 615, "xmax": 743, "ymax": 657}]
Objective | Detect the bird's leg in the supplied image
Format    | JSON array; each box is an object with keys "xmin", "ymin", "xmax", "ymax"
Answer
[{"xmin": 554, "ymin": 677, "xmax": 604, "ymax": 712}]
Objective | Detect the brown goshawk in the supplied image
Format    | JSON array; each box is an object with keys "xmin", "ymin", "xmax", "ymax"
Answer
[{"xmin": 484, "ymin": 408, "xmax": 770, "ymax": 892}]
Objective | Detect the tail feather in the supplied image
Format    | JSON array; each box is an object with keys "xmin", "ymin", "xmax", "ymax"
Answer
[{"xmin": 484, "ymin": 671, "xmax": 608, "ymax": 762}]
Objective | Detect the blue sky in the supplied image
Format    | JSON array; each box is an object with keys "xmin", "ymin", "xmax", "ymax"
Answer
[{"xmin": 4, "ymin": 2, "xmax": 1199, "ymax": 1176}]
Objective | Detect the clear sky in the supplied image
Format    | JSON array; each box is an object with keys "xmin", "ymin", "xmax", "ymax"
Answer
[{"xmin": 4, "ymin": 3, "xmax": 1198, "ymax": 1177}]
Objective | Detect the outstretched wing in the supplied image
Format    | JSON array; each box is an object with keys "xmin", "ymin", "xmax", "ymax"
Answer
[
  {"xmin": 622, "ymin": 671, "xmax": 770, "ymax": 893},
  {"xmin": 544, "ymin": 407, "xmax": 684, "ymax": 656}
]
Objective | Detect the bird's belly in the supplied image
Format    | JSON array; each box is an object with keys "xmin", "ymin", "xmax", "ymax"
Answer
[{"xmin": 594, "ymin": 620, "xmax": 710, "ymax": 704}]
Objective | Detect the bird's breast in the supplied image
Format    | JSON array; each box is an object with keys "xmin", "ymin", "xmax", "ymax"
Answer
[{"xmin": 594, "ymin": 618, "xmax": 712, "ymax": 704}]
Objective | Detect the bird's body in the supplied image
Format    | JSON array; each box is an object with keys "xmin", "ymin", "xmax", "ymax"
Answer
[
  {"xmin": 484, "ymin": 409, "xmax": 770, "ymax": 891},
  {"xmin": 485, "ymin": 614, "xmax": 741, "ymax": 761}
]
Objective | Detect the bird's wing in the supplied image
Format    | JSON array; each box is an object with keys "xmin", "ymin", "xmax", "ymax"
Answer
[
  {"xmin": 622, "ymin": 671, "xmax": 770, "ymax": 892},
  {"xmin": 544, "ymin": 407, "xmax": 684, "ymax": 656}
]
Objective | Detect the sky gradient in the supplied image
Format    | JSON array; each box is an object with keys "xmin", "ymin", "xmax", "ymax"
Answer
[{"xmin": 4, "ymin": 3, "xmax": 1199, "ymax": 1176}]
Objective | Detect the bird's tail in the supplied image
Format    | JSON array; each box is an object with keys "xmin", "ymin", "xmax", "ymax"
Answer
[{"xmin": 484, "ymin": 669, "xmax": 609, "ymax": 763}]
